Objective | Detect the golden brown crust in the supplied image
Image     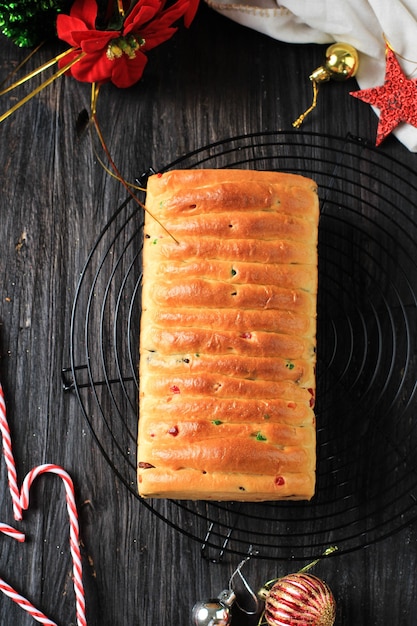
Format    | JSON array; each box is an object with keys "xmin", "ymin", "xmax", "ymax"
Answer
[
  {"xmin": 148, "ymin": 169, "xmax": 318, "ymax": 220},
  {"xmin": 140, "ymin": 396, "xmax": 314, "ymax": 426},
  {"xmin": 153, "ymin": 260, "xmax": 317, "ymax": 290},
  {"xmin": 141, "ymin": 375, "xmax": 313, "ymax": 402},
  {"xmin": 147, "ymin": 308, "xmax": 314, "ymax": 336},
  {"xmin": 141, "ymin": 439, "xmax": 312, "ymax": 474},
  {"xmin": 144, "ymin": 280, "xmax": 316, "ymax": 315},
  {"xmin": 141, "ymin": 327, "xmax": 314, "ymax": 359},
  {"xmin": 155, "ymin": 238, "xmax": 316, "ymax": 265},
  {"xmin": 143, "ymin": 353, "xmax": 315, "ymax": 386},
  {"xmin": 137, "ymin": 468, "xmax": 315, "ymax": 501},
  {"xmin": 161, "ymin": 212, "xmax": 315, "ymax": 240},
  {"xmin": 140, "ymin": 420, "xmax": 315, "ymax": 448},
  {"xmin": 138, "ymin": 169, "xmax": 318, "ymax": 501}
]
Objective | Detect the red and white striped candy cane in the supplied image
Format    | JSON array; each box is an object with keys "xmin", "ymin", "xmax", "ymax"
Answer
[
  {"xmin": 0, "ymin": 385, "xmax": 22, "ymax": 520},
  {"xmin": 0, "ymin": 578, "xmax": 58, "ymax": 626},
  {"xmin": 0, "ymin": 522, "xmax": 55, "ymax": 624},
  {"xmin": 0, "ymin": 383, "xmax": 87, "ymax": 626},
  {"xmin": 0, "ymin": 522, "xmax": 25, "ymax": 543},
  {"xmin": 20, "ymin": 464, "xmax": 87, "ymax": 626}
]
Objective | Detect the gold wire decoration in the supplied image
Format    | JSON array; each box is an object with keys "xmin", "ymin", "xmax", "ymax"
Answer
[
  {"xmin": 0, "ymin": 48, "xmax": 85, "ymax": 123},
  {"xmin": 89, "ymin": 83, "xmax": 180, "ymax": 244},
  {"xmin": 0, "ymin": 47, "xmax": 179, "ymax": 244}
]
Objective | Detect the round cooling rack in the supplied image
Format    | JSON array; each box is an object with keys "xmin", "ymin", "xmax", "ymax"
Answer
[{"xmin": 63, "ymin": 131, "xmax": 417, "ymax": 562}]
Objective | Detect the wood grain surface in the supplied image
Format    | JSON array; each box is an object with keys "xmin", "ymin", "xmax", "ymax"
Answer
[{"xmin": 1, "ymin": 4, "xmax": 417, "ymax": 625}]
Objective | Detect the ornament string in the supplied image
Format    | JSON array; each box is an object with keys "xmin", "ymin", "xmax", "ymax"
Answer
[
  {"xmin": 228, "ymin": 553, "xmax": 259, "ymax": 616},
  {"xmin": 382, "ymin": 34, "xmax": 417, "ymax": 77}
]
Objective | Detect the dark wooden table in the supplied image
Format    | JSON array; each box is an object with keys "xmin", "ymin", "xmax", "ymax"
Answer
[{"xmin": 2, "ymin": 4, "xmax": 417, "ymax": 625}]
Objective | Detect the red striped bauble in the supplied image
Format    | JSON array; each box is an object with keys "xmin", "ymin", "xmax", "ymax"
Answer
[{"xmin": 264, "ymin": 573, "xmax": 336, "ymax": 626}]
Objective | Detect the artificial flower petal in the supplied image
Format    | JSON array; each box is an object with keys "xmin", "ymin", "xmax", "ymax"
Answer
[
  {"xmin": 77, "ymin": 31, "xmax": 115, "ymax": 52},
  {"xmin": 56, "ymin": 15, "xmax": 91, "ymax": 47},
  {"xmin": 57, "ymin": 0, "xmax": 200, "ymax": 87},
  {"xmin": 183, "ymin": 0, "xmax": 199, "ymax": 26},
  {"xmin": 124, "ymin": 0, "xmax": 162, "ymax": 30},
  {"xmin": 68, "ymin": 0, "xmax": 99, "ymax": 28},
  {"xmin": 111, "ymin": 50, "xmax": 148, "ymax": 87}
]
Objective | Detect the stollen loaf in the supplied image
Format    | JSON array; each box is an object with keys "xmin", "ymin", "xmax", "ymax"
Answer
[{"xmin": 138, "ymin": 169, "xmax": 319, "ymax": 501}]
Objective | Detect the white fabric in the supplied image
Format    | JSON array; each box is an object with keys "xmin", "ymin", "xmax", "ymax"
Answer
[{"xmin": 206, "ymin": 0, "xmax": 417, "ymax": 151}]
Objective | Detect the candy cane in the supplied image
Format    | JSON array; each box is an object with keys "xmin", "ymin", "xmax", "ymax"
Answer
[
  {"xmin": 0, "ymin": 523, "xmax": 56, "ymax": 623},
  {"xmin": 0, "ymin": 522, "xmax": 25, "ymax": 543},
  {"xmin": 0, "ymin": 578, "xmax": 58, "ymax": 626},
  {"xmin": 20, "ymin": 464, "xmax": 87, "ymax": 626},
  {"xmin": 0, "ymin": 383, "xmax": 87, "ymax": 626},
  {"xmin": 0, "ymin": 385, "xmax": 22, "ymax": 520}
]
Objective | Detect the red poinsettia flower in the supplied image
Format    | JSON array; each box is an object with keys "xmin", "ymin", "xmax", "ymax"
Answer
[{"xmin": 57, "ymin": 0, "xmax": 199, "ymax": 88}]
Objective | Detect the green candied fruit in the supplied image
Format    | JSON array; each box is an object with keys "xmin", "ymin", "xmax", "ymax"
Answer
[
  {"xmin": 231, "ymin": 268, "xmax": 237, "ymax": 276},
  {"xmin": 252, "ymin": 431, "xmax": 267, "ymax": 441},
  {"xmin": 152, "ymin": 238, "xmax": 158, "ymax": 245},
  {"xmin": 263, "ymin": 414, "xmax": 271, "ymax": 420},
  {"xmin": 286, "ymin": 360, "xmax": 295, "ymax": 370},
  {"xmin": 212, "ymin": 420, "xmax": 222, "ymax": 425}
]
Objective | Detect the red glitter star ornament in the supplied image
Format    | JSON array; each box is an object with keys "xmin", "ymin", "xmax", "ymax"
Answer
[{"xmin": 350, "ymin": 45, "xmax": 417, "ymax": 146}]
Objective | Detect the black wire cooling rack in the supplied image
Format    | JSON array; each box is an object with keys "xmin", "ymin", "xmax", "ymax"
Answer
[{"xmin": 62, "ymin": 131, "xmax": 417, "ymax": 562}]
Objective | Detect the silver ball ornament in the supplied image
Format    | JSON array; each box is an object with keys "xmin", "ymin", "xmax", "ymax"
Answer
[
  {"xmin": 192, "ymin": 589, "xmax": 235, "ymax": 626},
  {"xmin": 192, "ymin": 599, "xmax": 232, "ymax": 626}
]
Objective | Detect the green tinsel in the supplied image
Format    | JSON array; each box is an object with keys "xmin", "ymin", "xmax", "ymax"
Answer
[{"xmin": 0, "ymin": 0, "xmax": 73, "ymax": 47}]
